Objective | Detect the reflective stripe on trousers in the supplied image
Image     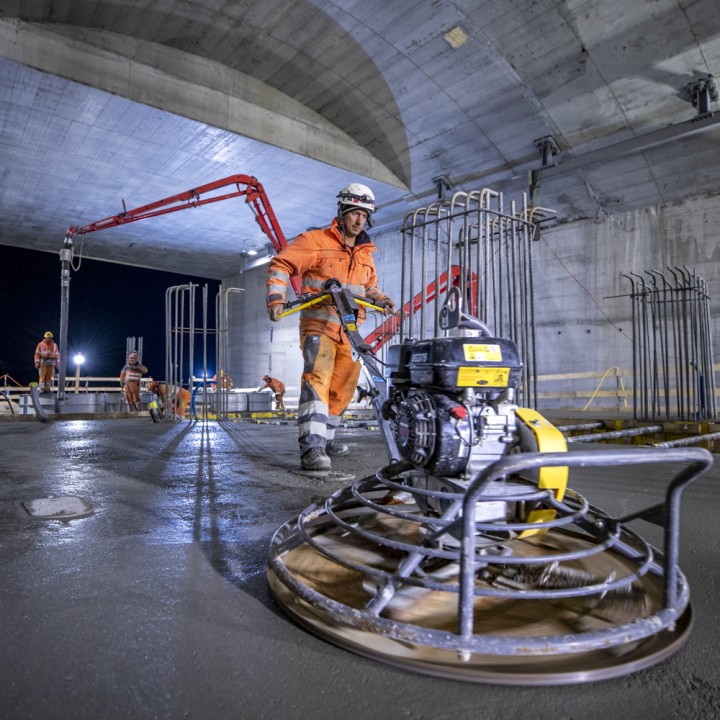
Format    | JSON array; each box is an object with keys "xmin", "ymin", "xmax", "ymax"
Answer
[
  {"xmin": 123, "ymin": 381, "xmax": 142, "ymax": 406},
  {"xmin": 38, "ymin": 365, "xmax": 55, "ymax": 391},
  {"xmin": 297, "ymin": 332, "xmax": 361, "ymax": 456}
]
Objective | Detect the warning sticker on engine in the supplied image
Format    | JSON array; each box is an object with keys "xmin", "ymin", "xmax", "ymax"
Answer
[
  {"xmin": 463, "ymin": 344, "xmax": 502, "ymax": 361},
  {"xmin": 457, "ymin": 366, "xmax": 510, "ymax": 387}
]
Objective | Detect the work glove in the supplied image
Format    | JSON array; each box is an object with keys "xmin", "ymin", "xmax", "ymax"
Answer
[
  {"xmin": 376, "ymin": 297, "xmax": 396, "ymax": 315},
  {"xmin": 267, "ymin": 304, "xmax": 283, "ymax": 322}
]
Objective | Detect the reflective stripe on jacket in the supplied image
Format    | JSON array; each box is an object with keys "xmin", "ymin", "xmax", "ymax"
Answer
[
  {"xmin": 120, "ymin": 363, "xmax": 148, "ymax": 383},
  {"xmin": 35, "ymin": 341, "xmax": 60, "ymax": 366},
  {"xmin": 266, "ymin": 217, "xmax": 390, "ymax": 342}
]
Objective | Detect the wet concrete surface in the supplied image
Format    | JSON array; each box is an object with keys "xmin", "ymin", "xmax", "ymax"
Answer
[{"xmin": 1, "ymin": 417, "xmax": 719, "ymax": 719}]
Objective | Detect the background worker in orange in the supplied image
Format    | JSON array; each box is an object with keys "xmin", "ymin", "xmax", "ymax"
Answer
[
  {"xmin": 258, "ymin": 375, "xmax": 286, "ymax": 411},
  {"xmin": 148, "ymin": 380, "xmax": 191, "ymax": 419},
  {"xmin": 211, "ymin": 372, "xmax": 233, "ymax": 390},
  {"xmin": 266, "ymin": 182, "xmax": 395, "ymax": 471},
  {"xmin": 120, "ymin": 351, "xmax": 148, "ymax": 412},
  {"xmin": 34, "ymin": 331, "xmax": 60, "ymax": 393}
]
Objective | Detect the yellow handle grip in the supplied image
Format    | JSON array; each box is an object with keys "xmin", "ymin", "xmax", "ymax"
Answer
[
  {"xmin": 277, "ymin": 294, "xmax": 385, "ymax": 318},
  {"xmin": 355, "ymin": 298, "xmax": 386, "ymax": 313},
  {"xmin": 277, "ymin": 293, "xmax": 331, "ymax": 318}
]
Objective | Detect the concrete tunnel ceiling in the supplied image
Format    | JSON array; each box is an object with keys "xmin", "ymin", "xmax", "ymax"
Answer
[{"xmin": 1, "ymin": 0, "xmax": 720, "ymax": 279}]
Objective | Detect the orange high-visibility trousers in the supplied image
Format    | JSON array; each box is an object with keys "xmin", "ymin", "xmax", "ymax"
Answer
[
  {"xmin": 37, "ymin": 365, "xmax": 55, "ymax": 392},
  {"xmin": 123, "ymin": 380, "xmax": 142, "ymax": 411},
  {"xmin": 173, "ymin": 388, "xmax": 191, "ymax": 417},
  {"xmin": 149, "ymin": 382, "xmax": 190, "ymax": 418},
  {"xmin": 155, "ymin": 384, "xmax": 191, "ymax": 418},
  {"xmin": 297, "ymin": 332, "xmax": 360, "ymax": 456}
]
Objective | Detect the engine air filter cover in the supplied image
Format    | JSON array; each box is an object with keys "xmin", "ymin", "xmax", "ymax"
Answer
[{"xmin": 406, "ymin": 337, "xmax": 522, "ymax": 391}]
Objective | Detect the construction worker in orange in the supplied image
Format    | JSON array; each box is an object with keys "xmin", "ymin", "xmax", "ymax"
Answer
[
  {"xmin": 266, "ymin": 182, "xmax": 395, "ymax": 471},
  {"xmin": 120, "ymin": 351, "xmax": 148, "ymax": 412},
  {"xmin": 148, "ymin": 380, "xmax": 191, "ymax": 419},
  {"xmin": 258, "ymin": 375, "xmax": 286, "ymax": 411},
  {"xmin": 34, "ymin": 331, "xmax": 60, "ymax": 393},
  {"xmin": 211, "ymin": 372, "xmax": 233, "ymax": 390}
]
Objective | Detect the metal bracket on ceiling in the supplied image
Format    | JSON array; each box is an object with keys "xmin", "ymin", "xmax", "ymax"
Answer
[
  {"xmin": 685, "ymin": 74, "xmax": 718, "ymax": 121},
  {"xmin": 529, "ymin": 91, "xmax": 720, "ymax": 190},
  {"xmin": 527, "ymin": 74, "xmax": 720, "ymax": 208},
  {"xmin": 535, "ymin": 136, "xmax": 559, "ymax": 167},
  {"xmin": 432, "ymin": 174, "xmax": 453, "ymax": 200}
]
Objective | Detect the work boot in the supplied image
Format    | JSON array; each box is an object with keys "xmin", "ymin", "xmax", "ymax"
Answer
[
  {"xmin": 301, "ymin": 447, "xmax": 331, "ymax": 471},
  {"xmin": 325, "ymin": 441, "xmax": 349, "ymax": 456}
]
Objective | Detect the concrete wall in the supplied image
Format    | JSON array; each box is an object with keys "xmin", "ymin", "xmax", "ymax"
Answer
[
  {"xmin": 534, "ymin": 192, "xmax": 720, "ymax": 375},
  {"xmin": 220, "ymin": 273, "xmax": 290, "ymax": 394},
  {"xmin": 223, "ymin": 190, "xmax": 720, "ymax": 411}
]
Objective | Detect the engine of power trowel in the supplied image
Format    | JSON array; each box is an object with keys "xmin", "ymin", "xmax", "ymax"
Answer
[{"xmin": 382, "ymin": 333, "xmax": 541, "ymax": 525}]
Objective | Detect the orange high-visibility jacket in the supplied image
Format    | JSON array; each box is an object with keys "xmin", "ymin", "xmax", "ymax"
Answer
[
  {"xmin": 34, "ymin": 340, "xmax": 60, "ymax": 367},
  {"xmin": 266, "ymin": 217, "xmax": 390, "ymax": 342},
  {"xmin": 120, "ymin": 362, "xmax": 148, "ymax": 384},
  {"xmin": 151, "ymin": 383, "xmax": 191, "ymax": 414},
  {"xmin": 260, "ymin": 377, "xmax": 285, "ymax": 395}
]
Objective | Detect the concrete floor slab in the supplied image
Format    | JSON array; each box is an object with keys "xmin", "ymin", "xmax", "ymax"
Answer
[{"xmin": 1, "ymin": 418, "xmax": 719, "ymax": 719}]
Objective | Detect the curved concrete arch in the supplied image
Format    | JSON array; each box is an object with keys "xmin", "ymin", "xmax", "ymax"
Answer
[{"xmin": 0, "ymin": 18, "xmax": 409, "ymax": 190}]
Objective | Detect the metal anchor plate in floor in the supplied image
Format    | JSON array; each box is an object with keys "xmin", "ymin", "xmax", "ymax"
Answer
[{"xmin": 22, "ymin": 496, "xmax": 93, "ymax": 519}]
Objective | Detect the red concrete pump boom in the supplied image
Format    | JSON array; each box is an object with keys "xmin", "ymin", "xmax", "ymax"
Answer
[{"xmin": 66, "ymin": 173, "xmax": 300, "ymax": 294}]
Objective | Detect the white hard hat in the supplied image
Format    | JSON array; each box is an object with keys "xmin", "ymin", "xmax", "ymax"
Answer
[{"xmin": 337, "ymin": 183, "xmax": 375, "ymax": 226}]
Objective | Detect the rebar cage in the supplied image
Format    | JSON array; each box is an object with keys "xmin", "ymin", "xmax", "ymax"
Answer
[
  {"xmin": 623, "ymin": 267, "xmax": 717, "ymax": 421},
  {"xmin": 398, "ymin": 189, "xmax": 551, "ymax": 408}
]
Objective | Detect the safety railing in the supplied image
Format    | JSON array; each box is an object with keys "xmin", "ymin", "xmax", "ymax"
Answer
[
  {"xmin": 5, "ymin": 367, "xmax": 720, "ymax": 419},
  {"xmin": 536, "ymin": 367, "xmax": 632, "ymax": 412},
  {"xmin": 536, "ymin": 364, "xmax": 720, "ymax": 416}
]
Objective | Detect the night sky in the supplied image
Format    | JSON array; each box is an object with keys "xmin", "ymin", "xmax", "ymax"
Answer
[{"xmin": 2, "ymin": 245, "xmax": 220, "ymax": 385}]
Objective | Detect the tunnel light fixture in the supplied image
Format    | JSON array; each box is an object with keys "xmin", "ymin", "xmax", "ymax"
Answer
[
  {"xmin": 73, "ymin": 353, "xmax": 85, "ymax": 394},
  {"xmin": 242, "ymin": 255, "xmax": 272, "ymax": 271},
  {"xmin": 241, "ymin": 243, "xmax": 273, "ymax": 271}
]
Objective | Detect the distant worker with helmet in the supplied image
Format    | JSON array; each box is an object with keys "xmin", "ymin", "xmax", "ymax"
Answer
[
  {"xmin": 34, "ymin": 331, "xmax": 61, "ymax": 393},
  {"xmin": 257, "ymin": 375, "xmax": 286, "ymax": 412},
  {"xmin": 120, "ymin": 351, "xmax": 148, "ymax": 413},
  {"xmin": 148, "ymin": 380, "xmax": 191, "ymax": 419},
  {"xmin": 266, "ymin": 182, "xmax": 395, "ymax": 471}
]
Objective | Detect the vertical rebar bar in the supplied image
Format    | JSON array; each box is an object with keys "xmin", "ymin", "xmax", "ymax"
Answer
[
  {"xmin": 398, "ymin": 188, "xmax": 539, "ymax": 407},
  {"xmin": 625, "ymin": 266, "xmax": 715, "ymax": 422}
]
